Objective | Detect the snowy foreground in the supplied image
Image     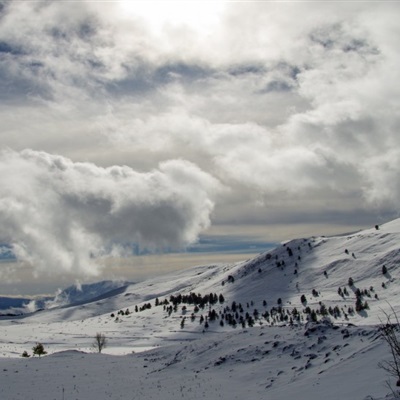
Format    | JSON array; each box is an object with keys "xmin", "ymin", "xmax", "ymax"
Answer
[{"xmin": 2, "ymin": 219, "xmax": 400, "ymax": 399}]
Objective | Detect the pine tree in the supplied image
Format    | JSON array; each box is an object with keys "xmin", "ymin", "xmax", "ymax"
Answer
[
  {"xmin": 355, "ymin": 297, "xmax": 363, "ymax": 312},
  {"xmin": 32, "ymin": 343, "xmax": 47, "ymax": 357},
  {"xmin": 348, "ymin": 277, "xmax": 354, "ymax": 287},
  {"xmin": 310, "ymin": 310, "xmax": 317, "ymax": 322}
]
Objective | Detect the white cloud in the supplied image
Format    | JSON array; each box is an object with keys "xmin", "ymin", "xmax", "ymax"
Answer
[{"xmin": 0, "ymin": 150, "xmax": 222, "ymax": 278}]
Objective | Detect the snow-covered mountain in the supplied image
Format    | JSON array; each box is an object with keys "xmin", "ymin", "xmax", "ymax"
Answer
[{"xmin": 1, "ymin": 219, "xmax": 400, "ymax": 399}]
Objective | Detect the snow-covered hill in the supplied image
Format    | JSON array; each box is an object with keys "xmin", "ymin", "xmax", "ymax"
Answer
[{"xmin": 1, "ymin": 219, "xmax": 400, "ymax": 399}]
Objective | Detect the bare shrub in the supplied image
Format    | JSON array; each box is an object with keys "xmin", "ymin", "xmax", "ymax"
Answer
[
  {"xmin": 92, "ymin": 332, "xmax": 107, "ymax": 353},
  {"xmin": 379, "ymin": 307, "xmax": 400, "ymax": 397}
]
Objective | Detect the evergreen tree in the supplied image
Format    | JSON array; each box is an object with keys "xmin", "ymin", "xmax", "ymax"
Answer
[
  {"xmin": 348, "ymin": 277, "xmax": 354, "ymax": 287},
  {"xmin": 32, "ymin": 343, "xmax": 47, "ymax": 357},
  {"xmin": 310, "ymin": 310, "xmax": 317, "ymax": 322},
  {"xmin": 355, "ymin": 297, "xmax": 364, "ymax": 312}
]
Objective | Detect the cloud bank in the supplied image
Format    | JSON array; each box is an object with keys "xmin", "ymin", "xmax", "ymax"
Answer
[{"xmin": 0, "ymin": 150, "xmax": 221, "ymax": 277}]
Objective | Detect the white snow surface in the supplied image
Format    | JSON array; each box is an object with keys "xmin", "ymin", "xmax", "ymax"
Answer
[{"xmin": 1, "ymin": 219, "xmax": 400, "ymax": 399}]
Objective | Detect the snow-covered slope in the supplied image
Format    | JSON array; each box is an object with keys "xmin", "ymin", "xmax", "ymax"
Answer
[{"xmin": 0, "ymin": 219, "xmax": 399, "ymax": 399}]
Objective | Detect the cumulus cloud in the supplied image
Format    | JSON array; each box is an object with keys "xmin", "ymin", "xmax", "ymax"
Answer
[
  {"xmin": 0, "ymin": 0, "xmax": 399, "ymax": 283},
  {"xmin": 0, "ymin": 150, "xmax": 221, "ymax": 278}
]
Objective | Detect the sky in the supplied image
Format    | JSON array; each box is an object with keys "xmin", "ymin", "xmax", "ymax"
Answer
[{"xmin": 0, "ymin": 0, "xmax": 399, "ymax": 295}]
